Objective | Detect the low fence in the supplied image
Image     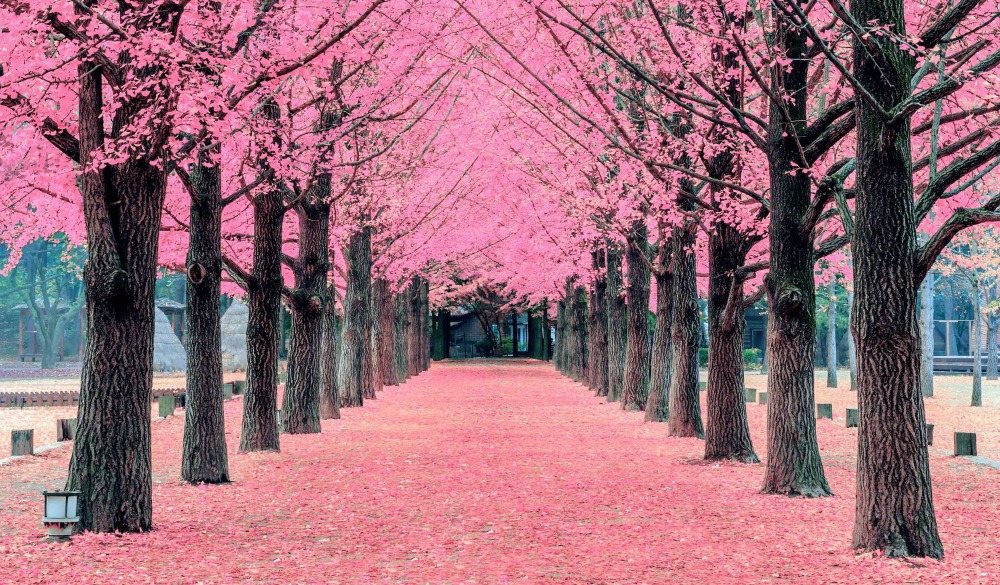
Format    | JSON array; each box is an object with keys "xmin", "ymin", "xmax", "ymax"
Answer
[{"xmin": 0, "ymin": 387, "xmax": 190, "ymax": 408}]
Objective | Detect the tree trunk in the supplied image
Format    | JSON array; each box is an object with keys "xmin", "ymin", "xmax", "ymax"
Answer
[
  {"xmin": 605, "ymin": 248, "xmax": 627, "ymax": 402},
  {"xmin": 622, "ymin": 224, "xmax": 651, "ymax": 411},
  {"xmin": 319, "ymin": 284, "xmax": 340, "ymax": 420},
  {"xmin": 394, "ymin": 292, "xmax": 410, "ymax": 382},
  {"xmin": 826, "ymin": 281, "xmax": 838, "ymax": 388},
  {"xmin": 338, "ymin": 228, "xmax": 372, "ymax": 408},
  {"xmin": 432, "ymin": 308, "xmax": 451, "ymax": 361},
  {"xmin": 987, "ymin": 314, "xmax": 999, "ymax": 380},
  {"xmin": 281, "ymin": 201, "xmax": 329, "ymax": 435},
  {"xmin": 761, "ymin": 10, "xmax": 830, "ymax": 497},
  {"xmin": 704, "ymin": 224, "xmax": 757, "ymax": 462},
  {"xmin": 66, "ymin": 54, "xmax": 167, "ymax": 532},
  {"xmin": 407, "ymin": 277, "xmax": 423, "ymax": 376},
  {"xmin": 555, "ymin": 298, "xmax": 566, "ymax": 372},
  {"xmin": 240, "ymin": 188, "xmax": 284, "ymax": 452},
  {"xmin": 920, "ymin": 274, "xmax": 935, "ymax": 396},
  {"xmin": 850, "ymin": 0, "xmax": 941, "ymax": 556},
  {"xmin": 645, "ymin": 268, "xmax": 673, "ymax": 422},
  {"xmin": 420, "ymin": 279, "xmax": 431, "ymax": 371},
  {"xmin": 376, "ymin": 280, "xmax": 401, "ymax": 386},
  {"xmin": 848, "ymin": 289, "xmax": 858, "ymax": 391},
  {"xmin": 181, "ymin": 155, "xmax": 229, "ymax": 484},
  {"xmin": 972, "ymin": 280, "xmax": 983, "ymax": 406},
  {"xmin": 588, "ymin": 251, "xmax": 609, "ymax": 396},
  {"xmin": 571, "ymin": 284, "xmax": 589, "ymax": 382},
  {"xmin": 668, "ymin": 227, "xmax": 704, "ymax": 438}
]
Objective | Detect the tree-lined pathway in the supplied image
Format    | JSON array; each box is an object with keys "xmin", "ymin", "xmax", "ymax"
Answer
[{"xmin": 2, "ymin": 360, "xmax": 999, "ymax": 583}]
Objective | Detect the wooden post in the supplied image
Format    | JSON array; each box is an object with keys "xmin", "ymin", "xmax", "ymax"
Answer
[
  {"xmin": 758, "ymin": 391, "xmax": 768, "ymax": 405},
  {"xmin": 11, "ymin": 430, "xmax": 33, "ymax": 456},
  {"xmin": 175, "ymin": 393, "xmax": 186, "ymax": 409},
  {"xmin": 926, "ymin": 424, "xmax": 934, "ymax": 447},
  {"xmin": 158, "ymin": 395, "xmax": 176, "ymax": 418},
  {"xmin": 56, "ymin": 418, "xmax": 77, "ymax": 441},
  {"xmin": 817, "ymin": 403, "xmax": 833, "ymax": 420},
  {"xmin": 954, "ymin": 432, "xmax": 977, "ymax": 456},
  {"xmin": 846, "ymin": 408, "xmax": 859, "ymax": 428},
  {"xmin": 744, "ymin": 388, "xmax": 757, "ymax": 403}
]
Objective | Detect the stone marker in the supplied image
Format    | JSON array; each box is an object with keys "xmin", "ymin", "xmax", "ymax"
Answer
[
  {"xmin": 158, "ymin": 395, "xmax": 176, "ymax": 418},
  {"xmin": 11, "ymin": 430, "xmax": 33, "ymax": 456},
  {"xmin": 817, "ymin": 403, "xmax": 833, "ymax": 420},
  {"xmin": 846, "ymin": 408, "xmax": 859, "ymax": 428},
  {"xmin": 699, "ymin": 381, "xmax": 707, "ymax": 392},
  {"xmin": 56, "ymin": 418, "xmax": 77, "ymax": 442},
  {"xmin": 954, "ymin": 432, "xmax": 977, "ymax": 456},
  {"xmin": 222, "ymin": 382, "xmax": 234, "ymax": 400},
  {"xmin": 758, "ymin": 391, "xmax": 768, "ymax": 405},
  {"xmin": 744, "ymin": 388, "xmax": 757, "ymax": 403},
  {"xmin": 926, "ymin": 423, "xmax": 934, "ymax": 446}
]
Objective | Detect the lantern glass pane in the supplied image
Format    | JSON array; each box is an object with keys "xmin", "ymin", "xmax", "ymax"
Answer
[
  {"xmin": 45, "ymin": 494, "xmax": 66, "ymax": 518},
  {"xmin": 66, "ymin": 495, "xmax": 78, "ymax": 518}
]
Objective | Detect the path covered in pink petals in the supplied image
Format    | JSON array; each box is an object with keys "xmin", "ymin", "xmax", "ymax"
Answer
[{"xmin": 0, "ymin": 360, "xmax": 998, "ymax": 583}]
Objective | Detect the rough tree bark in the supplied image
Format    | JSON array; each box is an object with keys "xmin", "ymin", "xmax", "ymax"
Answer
[
  {"xmin": 704, "ymin": 222, "xmax": 758, "ymax": 462},
  {"xmin": 240, "ymin": 186, "xmax": 284, "ymax": 452},
  {"xmin": 181, "ymin": 150, "xmax": 229, "ymax": 484},
  {"xmin": 420, "ymin": 279, "xmax": 431, "ymax": 371},
  {"xmin": 570, "ymin": 283, "xmax": 589, "ymax": 382},
  {"xmin": 394, "ymin": 291, "xmax": 410, "ymax": 383},
  {"xmin": 376, "ymin": 279, "xmax": 401, "ymax": 386},
  {"xmin": 645, "ymin": 266, "xmax": 673, "ymax": 422},
  {"xmin": 407, "ymin": 277, "xmax": 424, "ymax": 376},
  {"xmin": 850, "ymin": 0, "xmax": 942, "ymax": 557},
  {"xmin": 319, "ymin": 283, "xmax": 341, "ymax": 419},
  {"xmin": 605, "ymin": 248, "xmax": 627, "ymax": 402},
  {"xmin": 668, "ymin": 225, "xmax": 704, "ymax": 438},
  {"xmin": 338, "ymin": 227, "xmax": 372, "ymax": 408},
  {"xmin": 761, "ymin": 7, "xmax": 830, "ymax": 497},
  {"xmin": 622, "ymin": 224, "xmax": 651, "ymax": 411},
  {"xmin": 847, "ymin": 289, "xmax": 858, "ymax": 391},
  {"xmin": 587, "ymin": 250, "xmax": 609, "ymax": 396},
  {"xmin": 987, "ymin": 307, "xmax": 999, "ymax": 380},
  {"xmin": 65, "ymin": 25, "xmax": 182, "ymax": 530},
  {"xmin": 281, "ymin": 199, "xmax": 330, "ymax": 434}
]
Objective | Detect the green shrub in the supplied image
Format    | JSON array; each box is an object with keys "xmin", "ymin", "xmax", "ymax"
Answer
[
  {"xmin": 743, "ymin": 348, "xmax": 761, "ymax": 368},
  {"xmin": 698, "ymin": 347, "xmax": 709, "ymax": 367}
]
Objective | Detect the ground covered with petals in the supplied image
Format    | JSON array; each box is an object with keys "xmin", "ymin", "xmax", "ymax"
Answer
[{"xmin": 1, "ymin": 360, "xmax": 999, "ymax": 583}]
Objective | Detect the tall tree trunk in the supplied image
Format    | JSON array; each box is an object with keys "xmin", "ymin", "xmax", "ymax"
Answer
[
  {"xmin": 761, "ymin": 8, "xmax": 830, "ymax": 497},
  {"xmin": 376, "ymin": 280, "xmax": 401, "ymax": 385},
  {"xmin": 605, "ymin": 248, "xmax": 627, "ymax": 402},
  {"xmin": 394, "ymin": 292, "xmax": 410, "ymax": 383},
  {"xmin": 972, "ymin": 280, "xmax": 983, "ymax": 406},
  {"xmin": 181, "ymin": 153, "xmax": 229, "ymax": 484},
  {"xmin": 555, "ymin": 297, "xmax": 567, "ymax": 372},
  {"xmin": 240, "ymin": 188, "xmax": 284, "ymax": 452},
  {"xmin": 407, "ymin": 277, "xmax": 423, "ymax": 376},
  {"xmin": 645, "ymin": 268, "xmax": 673, "ymax": 422},
  {"xmin": 920, "ymin": 274, "xmax": 935, "ymax": 396},
  {"xmin": 826, "ymin": 281, "xmax": 839, "ymax": 388},
  {"xmin": 588, "ymin": 251, "xmax": 609, "ymax": 396},
  {"xmin": 571, "ymin": 284, "xmax": 589, "ymax": 382},
  {"xmin": 66, "ymin": 53, "xmax": 169, "ymax": 531},
  {"xmin": 847, "ymin": 289, "xmax": 858, "ymax": 391},
  {"xmin": 850, "ymin": 0, "xmax": 941, "ymax": 557},
  {"xmin": 704, "ymin": 224, "xmax": 757, "ymax": 462},
  {"xmin": 338, "ymin": 228, "xmax": 372, "ymax": 407},
  {"xmin": 420, "ymin": 279, "xmax": 431, "ymax": 371},
  {"xmin": 987, "ymin": 313, "xmax": 999, "ymax": 380},
  {"xmin": 281, "ymin": 201, "xmax": 330, "ymax": 434},
  {"xmin": 622, "ymin": 225, "xmax": 651, "ymax": 411},
  {"xmin": 319, "ymin": 283, "xmax": 340, "ymax": 419},
  {"xmin": 668, "ymin": 227, "xmax": 704, "ymax": 438},
  {"xmin": 432, "ymin": 308, "xmax": 451, "ymax": 361}
]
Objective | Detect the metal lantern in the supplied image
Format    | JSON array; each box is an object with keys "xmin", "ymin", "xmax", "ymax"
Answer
[{"xmin": 42, "ymin": 491, "xmax": 80, "ymax": 540}]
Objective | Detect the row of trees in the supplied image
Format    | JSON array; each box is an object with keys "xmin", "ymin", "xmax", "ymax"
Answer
[{"xmin": 2, "ymin": 0, "xmax": 998, "ymax": 561}]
